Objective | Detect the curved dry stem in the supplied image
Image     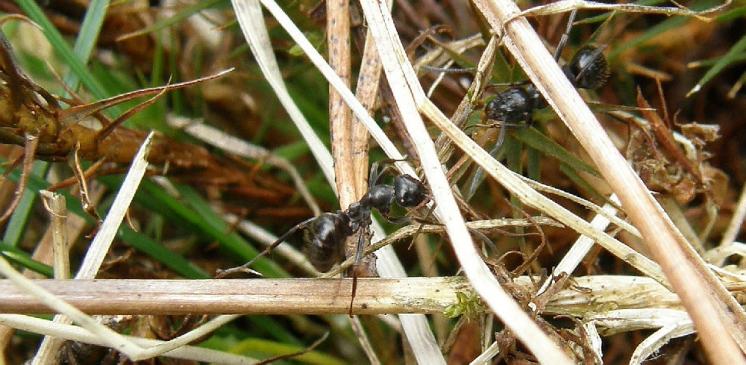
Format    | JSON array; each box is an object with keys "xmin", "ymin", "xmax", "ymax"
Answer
[{"xmin": 324, "ymin": 217, "xmax": 562, "ymax": 277}]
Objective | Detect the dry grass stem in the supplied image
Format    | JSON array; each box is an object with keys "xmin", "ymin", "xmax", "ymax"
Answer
[
  {"xmin": 2, "ymin": 275, "xmax": 734, "ymax": 316},
  {"xmin": 39, "ymin": 191, "xmax": 69, "ymax": 280},
  {"xmin": 721, "ymin": 183, "xmax": 746, "ymax": 247},
  {"xmin": 231, "ymin": 2, "xmax": 445, "ymax": 362},
  {"xmin": 516, "ymin": 174, "xmax": 639, "ymax": 236},
  {"xmin": 32, "ymin": 132, "xmax": 156, "ymax": 363},
  {"xmin": 358, "ymin": 0, "xmax": 572, "ymax": 363},
  {"xmin": 0, "ymin": 314, "xmax": 255, "ymax": 364},
  {"xmin": 515, "ymin": 0, "xmax": 731, "ymax": 22},
  {"xmin": 472, "ymin": 0, "xmax": 746, "ymax": 361},
  {"xmin": 327, "ymin": 0, "xmax": 356, "ymax": 209}
]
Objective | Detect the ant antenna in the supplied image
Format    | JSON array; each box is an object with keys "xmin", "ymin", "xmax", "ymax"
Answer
[
  {"xmin": 215, "ymin": 217, "xmax": 316, "ymax": 278},
  {"xmin": 553, "ymin": 10, "xmax": 578, "ymax": 61}
]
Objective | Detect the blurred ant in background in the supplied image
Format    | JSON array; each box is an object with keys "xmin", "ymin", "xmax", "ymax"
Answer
[
  {"xmin": 483, "ymin": 10, "xmax": 610, "ymax": 149},
  {"xmin": 463, "ymin": 10, "xmax": 610, "ymax": 198}
]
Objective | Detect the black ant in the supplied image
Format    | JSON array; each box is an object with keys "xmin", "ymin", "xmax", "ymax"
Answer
[
  {"xmin": 217, "ymin": 161, "xmax": 429, "ymax": 313},
  {"xmin": 483, "ymin": 10, "xmax": 610, "ymax": 142},
  {"xmin": 464, "ymin": 10, "xmax": 610, "ymax": 198},
  {"xmin": 484, "ymin": 45, "xmax": 609, "ymax": 126}
]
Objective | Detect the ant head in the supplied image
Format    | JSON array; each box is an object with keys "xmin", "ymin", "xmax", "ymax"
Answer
[
  {"xmin": 394, "ymin": 174, "xmax": 428, "ymax": 208},
  {"xmin": 567, "ymin": 45, "xmax": 610, "ymax": 90}
]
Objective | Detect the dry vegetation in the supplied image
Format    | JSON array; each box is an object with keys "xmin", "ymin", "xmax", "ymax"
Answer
[{"xmin": 0, "ymin": 0, "xmax": 745, "ymax": 364}]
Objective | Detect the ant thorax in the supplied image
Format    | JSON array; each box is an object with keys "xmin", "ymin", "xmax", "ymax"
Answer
[
  {"xmin": 345, "ymin": 201, "xmax": 373, "ymax": 232},
  {"xmin": 362, "ymin": 184, "xmax": 396, "ymax": 215}
]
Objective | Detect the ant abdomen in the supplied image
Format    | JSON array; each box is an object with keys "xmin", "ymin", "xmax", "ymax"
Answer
[
  {"xmin": 565, "ymin": 45, "xmax": 610, "ymax": 90},
  {"xmin": 303, "ymin": 213, "xmax": 349, "ymax": 271}
]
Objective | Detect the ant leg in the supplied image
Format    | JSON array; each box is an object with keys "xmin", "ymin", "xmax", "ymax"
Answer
[
  {"xmin": 422, "ymin": 65, "xmax": 476, "ymax": 74},
  {"xmin": 470, "ymin": 228, "xmax": 497, "ymax": 252},
  {"xmin": 380, "ymin": 212, "xmax": 412, "ymax": 225},
  {"xmin": 553, "ymin": 9, "xmax": 578, "ymax": 61},
  {"xmin": 406, "ymin": 203, "xmax": 437, "ymax": 250},
  {"xmin": 495, "ymin": 121, "xmax": 508, "ymax": 152},
  {"xmin": 369, "ymin": 156, "xmax": 412, "ymax": 187},
  {"xmin": 348, "ymin": 227, "xmax": 369, "ymax": 316},
  {"xmin": 368, "ymin": 160, "xmax": 389, "ymax": 188},
  {"xmin": 215, "ymin": 217, "xmax": 316, "ymax": 278},
  {"xmin": 465, "ymin": 134, "xmax": 507, "ymax": 200}
]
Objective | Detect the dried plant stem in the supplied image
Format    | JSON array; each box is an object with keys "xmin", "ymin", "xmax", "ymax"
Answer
[
  {"xmin": 0, "ymin": 278, "xmax": 468, "ymax": 315},
  {"xmin": 515, "ymin": 0, "xmax": 729, "ymax": 21},
  {"xmin": 3, "ymin": 275, "xmax": 737, "ymax": 316},
  {"xmin": 231, "ymin": 2, "xmax": 444, "ymax": 363},
  {"xmin": 358, "ymin": 0, "xmax": 572, "ymax": 363},
  {"xmin": 32, "ymin": 132, "xmax": 155, "ymax": 364},
  {"xmin": 327, "ymin": 0, "xmax": 355, "ymax": 209},
  {"xmin": 350, "ymin": 0, "xmax": 392, "ymax": 196},
  {"xmin": 39, "ymin": 191, "xmax": 69, "ymax": 280},
  {"xmin": 327, "ymin": 2, "xmax": 380, "ymax": 363},
  {"xmin": 0, "ymin": 315, "xmax": 255, "ymax": 365},
  {"xmin": 473, "ymin": 0, "xmax": 746, "ymax": 361}
]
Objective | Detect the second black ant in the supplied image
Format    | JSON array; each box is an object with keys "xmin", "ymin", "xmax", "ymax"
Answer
[
  {"xmin": 217, "ymin": 161, "xmax": 429, "ymax": 314},
  {"xmin": 483, "ymin": 10, "xmax": 610, "ymax": 146},
  {"xmin": 463, "ymin": 10, "xmax": 610, "ymax": 198}
]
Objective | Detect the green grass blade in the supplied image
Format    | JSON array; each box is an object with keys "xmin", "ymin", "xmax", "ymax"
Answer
[
  {"xmin": 559, "ymin": 163, "xmax": 608, "ymax": 204},
  {"xmin": 687, "ymin": 34, "xmax": 746, "ymax": 96},
  {"xmin": 16, "ymin": 0, "xmax": 108, "ymax": 98},
  {"xmin": 2, "ymin": 161, "xmax": 48, "ymax": 246},
  {"xmin": 94, "ymin": 176, "xmax": 287, "ymax": 277},
  {"xmin": 0, "ymin": 241, "xmax": 53, "ymax": 277},
  {"xmin": 62, "ymin": 0, "xmax": 110, "ymax": 90},
  {"xmin": 175, "ymin": 184, "xmax": 288, "ymax": 277},
  {"xmin": 228, "ymin": 337, "xmax": 345, "ymax": 365},
  {"xmin": 1, "ymin": 166, "xmax": 210, "ymax": 278},
  {"xmin": 514, "ymin": 127, "xmax": 600, "ymax": 177},
  {"xmin": 118, "ymin": 226, "xmax": 209, "ymax": 278},
  {"xmin": 607, "ymin": 0, "xmax": 721, "ymax": 61}
]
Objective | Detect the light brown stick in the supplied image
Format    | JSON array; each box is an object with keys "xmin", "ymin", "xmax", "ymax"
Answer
[
  {"xmin": 2, "ymin": 275, "xmax": 735, "ymax": 316},
  {"xmin": 0, "ymin": 278, "xmax": 468, "ymax": 315}
]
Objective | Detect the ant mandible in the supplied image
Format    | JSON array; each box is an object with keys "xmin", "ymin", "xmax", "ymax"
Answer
[{"xmin": 217, "ymin": 161, "xmax": 429, "ymax": 313}]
